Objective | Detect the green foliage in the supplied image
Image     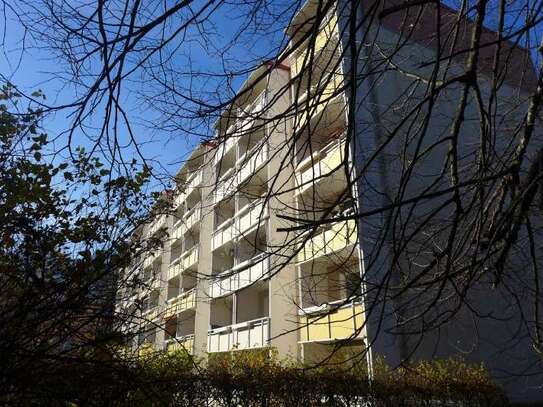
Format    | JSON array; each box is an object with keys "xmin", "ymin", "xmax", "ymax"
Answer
[
  {"xmin": 0, "ymin": 84, "xmax": 152, "ymax": 405},
  {"xmin": 104, "ymin": 349, "xmax": 506, "ymax": 406}
]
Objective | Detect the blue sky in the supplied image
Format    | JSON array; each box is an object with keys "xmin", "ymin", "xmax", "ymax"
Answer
[
  {"xmin": 1, "ymin": 0, "xmax": 539, "ymax": 189},
  {"xmin": 0, "ymin": 0, "xmax": 292, "ymax": 186}
]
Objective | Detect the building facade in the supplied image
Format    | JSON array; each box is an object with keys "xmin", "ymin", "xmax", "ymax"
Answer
[{"xmin": 116, "ymin": 0, "xmax": 542, "ymax": 401}]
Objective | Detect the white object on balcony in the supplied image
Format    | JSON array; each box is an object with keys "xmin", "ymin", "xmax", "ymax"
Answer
[
  {"xmin": 207, "ymin": 317, "xmax": 270, "ymax": 353},
  {"xmin": 173, "ymin": 190, "xmax": 186, "ymax": 209}
]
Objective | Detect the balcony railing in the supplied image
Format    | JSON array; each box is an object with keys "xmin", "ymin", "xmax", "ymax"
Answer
[
  {"xmin": 168, "ymin": 258, "xmax": 183, "ymax": 280},
  {"xmin": 292, "ymin": 13, "xmax": 339, "ymax": 77},
  {"xmin": 236, "ymin": 198, "xmax": 267, "ymax": 237},
  {"xmin": 237, "ymin": 141, "xmax": 269, "ymax": 185},
  {"xmin": 212, "ymin": 217, "xmax": 235, "ymax": 250},
  {"xmin": 297, "ymin": 219, "xmax": 358, "ymax": 263},
  {"xmin": 237, "ymin": 91, "xmax": 267, "ymax": 130},
  {"xmin": 295, "ymin": 138, "xmax": 345, "ymax": 194},
  {"xmin": 148, "ymin": 215, "xmax": 166, "ymax": 236},
  {"xmin": 165, "ymin": 334, "xmax": 195, "ymax": 354},
  {"xmin": 143, "ymin": 251, "xmax": 161, "ymax": 269},
  {"xmin": 210, "ymin": 254, "xmax": 270, "ymax": 298},
  {"xmin": 214, "ymin": 166, "xmax": 238, "ymax": 204},
  {"xmin": 208, "ymin": 317, "xmax": 270, "ymax": 353},
  {"xmin": 299, "ymin": 301, "xmax": 364, "ymax": 343},
  {"xmin": 164, "ymin": 288, "xmax": 197, "ymax": 319},
  {"xmin": 185, "ymin": 168, "xmax": 203, "ymax": 197},
  {"xmin": 174, "ymin": 221, "xmax": 184, "ymax": 241},
  {"xmin": 215, "ymin": 131, "xmax": 238, "ymax": 164},
  {"xmin": 181, "ymin": 244, "xmax": 199, "ymax": 270},
  {"xmin": 184, "ymin": 206, "xmax": 201, "ymax": 231},
  {"xmin": 212, "ymin": 199, "xmax": 268, "ymax": 251},
  {"xmin": 174, "ymin": 190, "xmax": 186, "ymax": 209}
]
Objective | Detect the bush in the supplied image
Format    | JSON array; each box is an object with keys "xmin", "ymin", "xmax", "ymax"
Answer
[{"xmin": 113, "ymin": 349, "xmax": 507, "ymax": 406}]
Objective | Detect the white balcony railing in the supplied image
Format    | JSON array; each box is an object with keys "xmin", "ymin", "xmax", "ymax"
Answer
[
  {"xmin": 212, "ymin": 199, "xmax": 268, "ymax": 250},
  {"xmin": 148, "ymin": 215, "xmax": 166, "ymax": 236},
  {"xmin": 143, "ymin": 251, "xmax": 161, "ymax": 269},
  {"xmin": 297, "ymin": 219, "xmax": 357, "ymax": 263},
  {"xmin": 181, "ymin": 244, "xmax": 199, "ymax": 270},
  {"xmin": 295, "ymin": 137, "xmax": 346, "ymax": 194},
  {"xmin": 164, "ymin": 288, "xmax": 197, "ymax": 319},
  {"xmin": 168, "ymin": 256, "xmax": 183, "ymax": 280},
  {"xmin": 185, "ymin": 168, "xmax": 203, "ymax": 197},
  {"xmin": 212, "ymin": 217, "xmax": 235, "ymax": 250},
  {"xmin": 172, "ymin": 220, "xmax": 184, "ymax": 242},
  {"xmin": 208, "ymin": 317, "xmax": 270, "ymax": 353},
  {"xmin": 183, "ymin": 206, "xmax": 201, "ymax": 231},
  {"xmin": 214, "ymin": 166, "xmax": 237, "ymax": 204},
  {"xmin": 173, "ymin": 190, "xmax": 186, "ymax": 209},
  {"xmin": 237, "ymin": 91, "xmax": 267, "ymax": 131},
  {"xmin": 210, "ymin": 254, "xmax": 270, "ymax": 298},
  {"xmin": 237, "ymin": 141, "xmax": 269, "ymax": 185},
  {"xmin": 142, "ymin": 306, "xmax": 159, "ymax": 321},
  {"xmin": 172, "ymin": 206, "xmax": 199, "ymax": 241},
  {"xmin": 236, "ymin": 198, "xmax": 267, "ymax": 237},
  {"xmin": 215, "ymin": 132, "xmax": 238, "ymax": 164}
]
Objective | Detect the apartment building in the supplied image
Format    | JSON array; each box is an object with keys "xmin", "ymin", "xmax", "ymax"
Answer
[
  {"xmin": 115, "ymin": 0, "xmax": 542, "ymax": 401},
  {"xmin": 115, "ymin": 0, "xmax": 368, "ymax": 364}
]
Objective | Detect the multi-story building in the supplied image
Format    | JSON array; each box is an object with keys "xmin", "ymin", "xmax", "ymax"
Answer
[
  {"xmin": 116, "ymin": 0, "xmax": 366, "ymax": 363},
  {"xmin": 116, "ymin": 0, "xmax": 541, "ymax": 401}
]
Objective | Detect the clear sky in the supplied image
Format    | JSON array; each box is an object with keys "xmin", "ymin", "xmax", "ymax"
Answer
[
  {"xmin": 0, "ymin": 0, "xmax": 292, "ymax": 188},
  {"xmin": 1, "ymin": 0, "xmax": 539, "ymax": 190}
]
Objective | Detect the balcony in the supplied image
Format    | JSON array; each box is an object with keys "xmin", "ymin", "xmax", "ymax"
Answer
[
  {"xmin": 210, "ymin": 254, "xmax": 270, "ymax": 298},
  {"xmin": 173, "ymin": 189, "xmax": 186, "ymax": 209},
  {"xmin": 171, "ymin": 206, "xmax": 200, "ymax": 241},
  {"xmin": 214, "ymin": 167, "xmax": 238, "ymax": 204},
  {"xmin": 165, "ymin": 334, "xmax": 195, "ymax": 354},
  {"xmin": 212, "ymin": 200, "xmax": 268, "ymax": 251},
  {"xmin": 168, "ymin": 259, "xmax": 183, "ymax": 280},
  {"xmin": 294, "ymin": 73, "xmax": 344, "ymax": 131},
  {"xmin": 171, "ymin": 220, "xmax": 184, "ymax": 243},
  {"xmin": 215, "ymin": 131, "xmax": 238, "ymax": 164},
  {"xmin": 237, "ymin": 141, "xmax": 269, "ymax": 185},
  {"xmin": 184, "ymin": 168, "xmax": 203, "ymax": 197},
  {"xmin": 181, "ymin": 245, "xmax": 199, "ymax": 270},
  {"xmin": 212, "ymin": 217, "xmax": 235, "ymax": 251},
  {"xmin": 184, "ymin": 206, "xmax": 201, "ymax": 231},
  {"xmin": 143, "ymin": 250, "xmax": 161, "ymax": 269},
  {"xmin": 297, "ymin": 219, "xmax": 358, "ymax": 263},
  {"xmin": 208, "ymin": 317, "xmax": 270, "ymax": 353},
  {"xmin": 237, "ymin": 198, "xmax": 267, "ymax": 236},
  {"xmin": 295, "ymin": 138, "xmax": 346, "ymax": 196},
  {"xmin": 299, "ymin": 301, "xmax": 364, "ymax": 343},
  {"xmin": 164, "ymin": 288, "xmax": 196, "ymax": 319},
  {"xmin": 291, "ymin": 13, "xmax": 339, "ymax": 77},
  {"xmin": 148, "ymin": 215, "xmax": 166, "ymax": 236}
]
